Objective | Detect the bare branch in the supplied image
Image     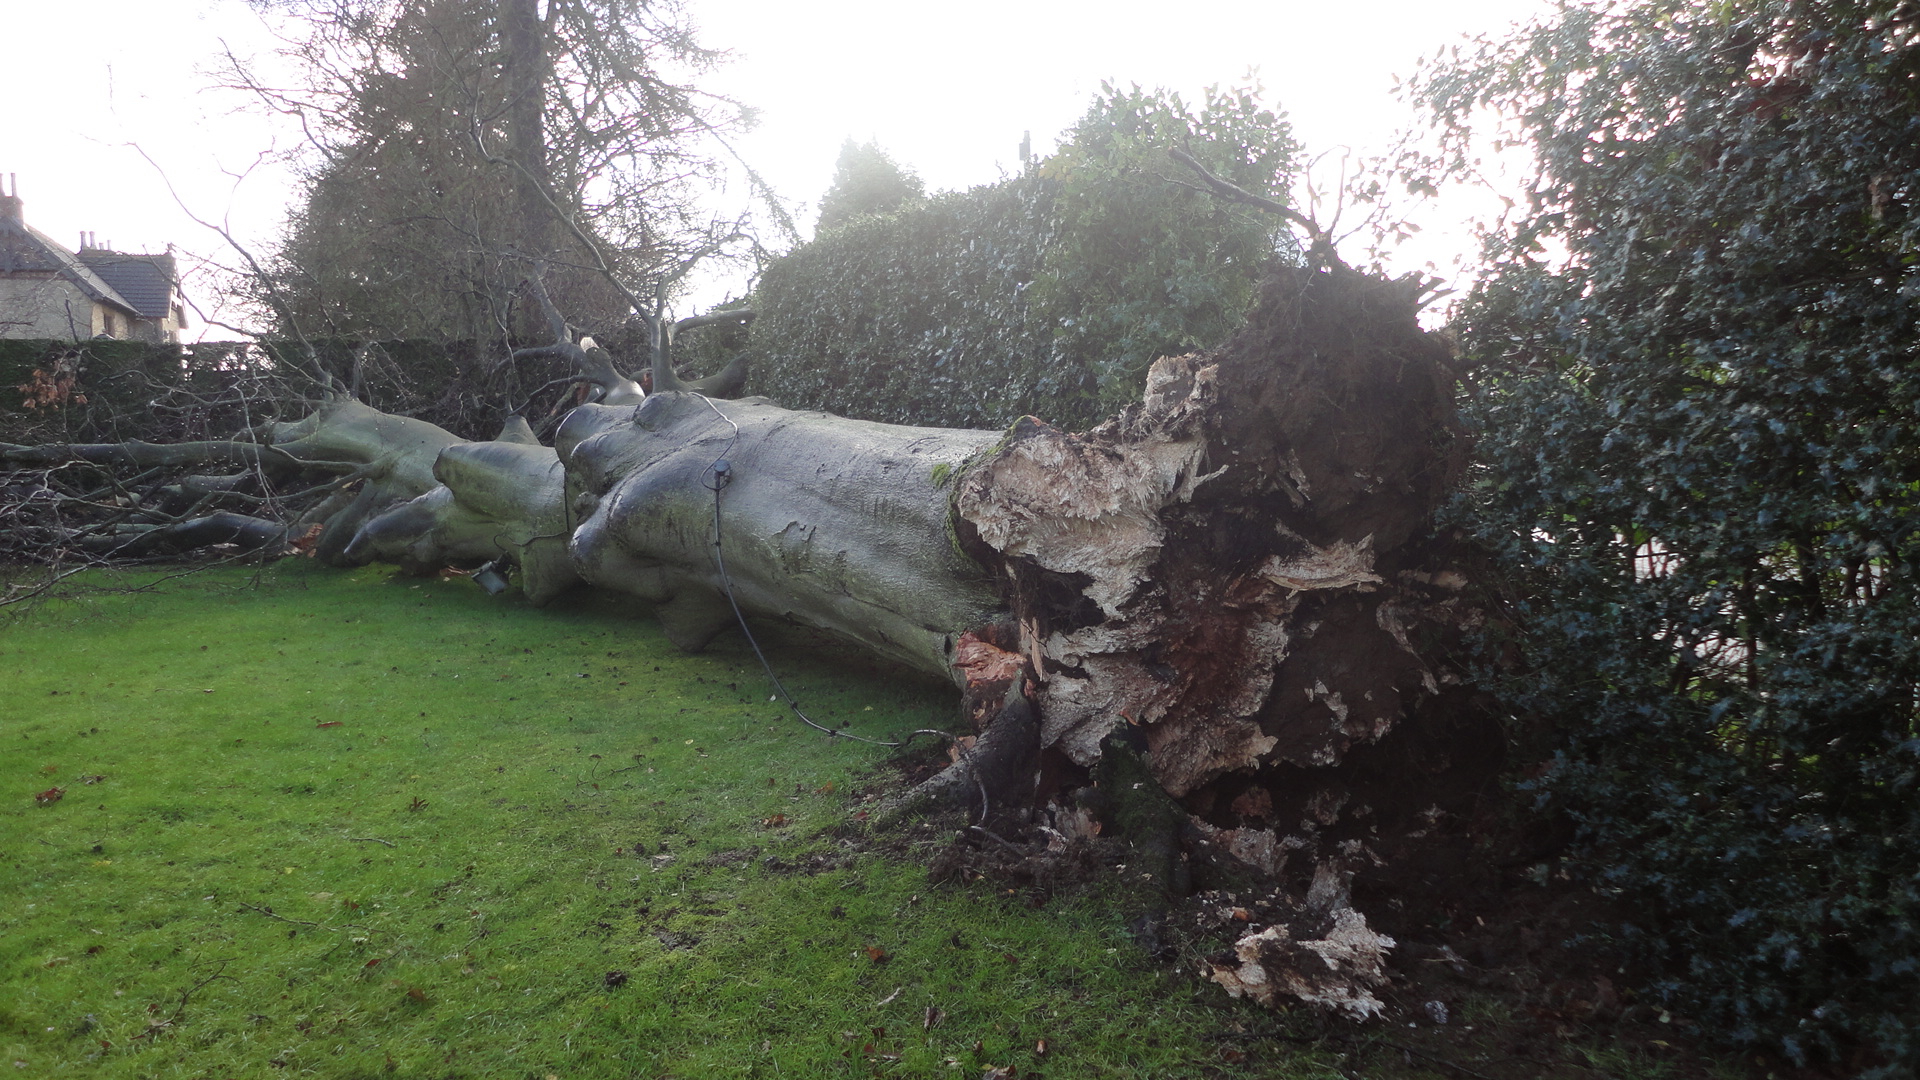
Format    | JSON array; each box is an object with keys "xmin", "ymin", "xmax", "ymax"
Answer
[{"xmin": 1168, "ymin": 146, "xmax": 1331, "ymax": 255}]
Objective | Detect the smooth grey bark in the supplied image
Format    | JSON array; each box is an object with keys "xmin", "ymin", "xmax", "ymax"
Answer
[
  {"xmin": 346, "ymin": 418, "xmax": 577, "ymax": 604},
  {"xmin": 262, "ymin": 397, "xmax": 468, "ymax": 564},
  {"xmin": 558, "ymin": 391, "xmax": 1008, "ymax": 680},
  {"xmin": 78, "ymin": 512, "xmax": 290, "ymax": 557}
]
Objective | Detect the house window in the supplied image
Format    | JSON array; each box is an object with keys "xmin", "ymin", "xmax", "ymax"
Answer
[{"xmin": 102, "ymin": 313, "xmax": 116, "ymax": 337}]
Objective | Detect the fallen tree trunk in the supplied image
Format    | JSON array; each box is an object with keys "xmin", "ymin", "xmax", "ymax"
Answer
[
  {"xmin": 559, "ymin": 391, "xmax": 1007, "ymax": 675},
  {"xmin": 2, "ymin": 259, "xmax": 1490, "ymax": 1020}
]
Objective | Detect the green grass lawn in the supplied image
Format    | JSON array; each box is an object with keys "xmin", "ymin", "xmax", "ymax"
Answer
[{"xmin": 1, "ymin": 563, "xmax": 1337, "ymax": 1079}]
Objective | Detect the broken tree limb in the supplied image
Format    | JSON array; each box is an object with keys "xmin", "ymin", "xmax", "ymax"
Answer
[
  {"xmin": 0, "ymin": 439, "xmax": 324, "ymax": 473},
  {"xmin": 77, "ymin": 512, "xmax": 292, "ymax": 558}
]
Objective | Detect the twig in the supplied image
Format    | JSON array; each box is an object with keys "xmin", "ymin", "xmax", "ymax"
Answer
[
  {"xmin": 238, "ymin": 901, "xmax": 334, "ymax": 929},
  {"xmin": 0, "ymin": 565, "xmax": 90, "ymax": 610},
  {"xmin": 967, "ymin": 825, "xmax": 1028, "ymax": 857},
  {"xmin": 166, "ymin": 959, "xmax": 238, "ymax": 1026},
  {"xmin": 348, "ymin": 836, "xmax": 396, "ymax": 847}
]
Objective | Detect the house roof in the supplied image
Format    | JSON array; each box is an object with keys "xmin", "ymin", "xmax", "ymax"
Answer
[
  {"xmin": 0, "ymin": 208, "xmax": 141, "ymax": 316},
  {"xmin": 79, "ymin": 250, "xmax": 178, "ymax": 320}
]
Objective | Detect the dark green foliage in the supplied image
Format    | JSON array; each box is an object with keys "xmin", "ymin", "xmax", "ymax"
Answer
[
  {"xmin": 1030, "ymin": 83, "xmax": 1301, "ymax": 414},
  {"xmin": 1419, "ymin": 0, "xmax": 1920, "ymax": 1068},
  {"xmin": 2, "ymin": 340, "xmax": 288, "ymax": 445},
  {"xmin": 815, "ymin": 139, "xmax": 926, "ymax": 233},
  {"xmin": 744, "ymin": 83, "xmax": 1299, "ymax": 431},
  {"xmin": 247, "ymin": 0, "xmax": 744, "ymax": 342},
  {"xmin": 747, "ymin": 176, "xmax": 1065, "ymax": 429}
]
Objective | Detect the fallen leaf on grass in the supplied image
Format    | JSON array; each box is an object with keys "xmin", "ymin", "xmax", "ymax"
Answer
[
  {"xmin": 923, "ymin": 1006, "xmax": 946, "ymax": 1031},
  {"xmin": 405, "ymin": 987, "xmax": 428, "ymax": 1003},
  {"xmin": 316, "ymin": 721, "xmax": 343, "ymax": 729},
  {"xmin": 761, "ymin": 813, "xmax": 788, "ymax": 827},
  {"xmin": 39, "ymin": 764, "xmax": 58, "ymax": 775},
  {"xmin": 863, "ymin": 945, "xmax": 890, "ymax": 964},
  {"xmin": 34, "ymin": 787, "xmax": 64, "ymax": 806}
]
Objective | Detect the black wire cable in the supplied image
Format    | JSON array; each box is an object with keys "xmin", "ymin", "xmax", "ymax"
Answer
[
  {"xmin": 693, "ymin": 395, "xmax": 948, "ymax": 751},
  {"xmin": 694, "ymin": 395, "xmax": 999, "ymax": 831}
]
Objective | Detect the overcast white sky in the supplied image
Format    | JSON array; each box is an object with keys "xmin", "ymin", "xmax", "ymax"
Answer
[{"xmin": 2, "ymin": 0, "xmax": 1550, "ymax": 334}]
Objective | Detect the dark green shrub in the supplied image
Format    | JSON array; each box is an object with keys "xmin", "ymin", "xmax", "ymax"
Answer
[
  {"xmin": 744, "ymin": 82, "xmax": 1299, "ymax": 431},
  {"xmin": 1418, "ymin": 0, "xmax": 1920, "ymax": 1068},
  {"xmin": 747, "ymin": 176, "xmax": 1063, "ymax": 430}
]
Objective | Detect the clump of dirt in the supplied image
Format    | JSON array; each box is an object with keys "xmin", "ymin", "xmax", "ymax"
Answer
[
  {"xmin": 901, "ymin": 766, "xmax": 1741, "ymax": 1080},
  {"xmin": 1203, "ymin": 263, "xmax": 1465, "ymax": 554}
]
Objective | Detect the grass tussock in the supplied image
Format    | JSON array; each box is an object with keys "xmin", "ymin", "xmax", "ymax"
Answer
[{"xmin": 2, "ymin": 564, "xmax": 1333, "ymax": 1079}]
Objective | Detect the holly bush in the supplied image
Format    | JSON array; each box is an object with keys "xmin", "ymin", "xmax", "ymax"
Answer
[{"xmin": 1418, "ymin": 0, "xmax": 1920, "ymax": 1068}]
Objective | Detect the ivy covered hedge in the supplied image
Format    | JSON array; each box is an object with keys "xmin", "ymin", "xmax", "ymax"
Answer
[{"xmin": 742, "ymin": 82, "xmax": 1301, "ymax": 431}]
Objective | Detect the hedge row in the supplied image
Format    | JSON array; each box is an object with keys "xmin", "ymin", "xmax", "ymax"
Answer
[
  {"xmin": 1, "ymin": 337, "xmax": 579, "ymax": 446},
  {"xmin": 739, "ymin": 83, "xmax": 1300, "ymax": 432}
]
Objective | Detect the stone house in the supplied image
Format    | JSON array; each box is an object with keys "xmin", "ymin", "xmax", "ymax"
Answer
[{"xmin": 0, "ymin": 179, "xmax": 188, "ymax": 343}]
